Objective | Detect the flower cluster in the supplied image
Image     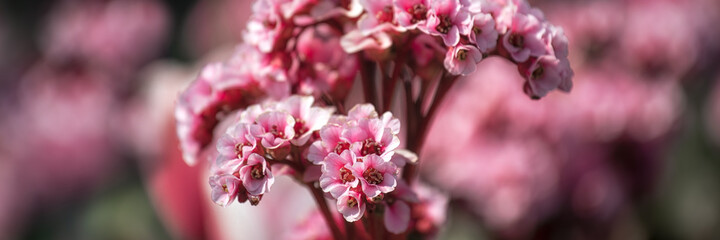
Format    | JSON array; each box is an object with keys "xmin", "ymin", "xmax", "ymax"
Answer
[
  {"xmin": 339, "ymin": 0, "xmax": 573, "ymax": 98},
  {"xmin": 310, "ymin": 105, "xmax": 404, "ymax": 222},
  {"xmin": 208, "ymin": 95, "xmax": 334, "ymax": 206},
  {"xmin": 174, "ymin": 0, "xmax": 572, "ymax": 238}
]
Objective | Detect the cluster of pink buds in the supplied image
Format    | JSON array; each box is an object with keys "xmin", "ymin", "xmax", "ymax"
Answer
[{"xmin": 176, "ymin": 0, "xmax": 572, "ymax": 238}]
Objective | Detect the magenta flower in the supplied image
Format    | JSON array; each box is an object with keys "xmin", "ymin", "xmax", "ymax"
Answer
[
  {"xmin": 345, "ymin": 118, "xmax": 400, "ymax": 160},
  {"xmin": 519, "ymin": 55, "xmax": 570, "ymax": 99},
  {"xmin": 277, "ymin": 95, "xmax": 334, "ymax": 146},
  {"xmin": 444, "ymin": 45, "xmax": 483, "ymax": 75},
  {"xmin": 319, "ymin": 151, "xmax": 359, "ymax": 198},
  {"xmin": 244, "ymin": 0, "xmax": 287, "ymax": 52},
  {"xmin": 394, "ymin": 0, "xmax": 430, "ymax": 29},
  {"xmin": 308, "ymin": 124, "xmax": 350, "ymax": 164},
  {"xmin": 469, "ymin": 13, "xmax": 498, "ymax": 52},
  {"xmin": 381, "ymin": 179, "xmax": 419, "ymax": 234},
  {"xmin": 501, "ymin": 12, "xmax": 550, "ymax": 62},
  {"xmin": 357, "ymin": 0, "xmax": 401, "ymax": 34},
  {"xmin": 239, "ymin": 153, "xmax": 275, "ymax": 195},
  {"xmin": 209, "ymin": 174, "xmax": 242, "ymax": 207},
  {"xmin": 216, "ymin": 123, "xmax": 260, "ymax": 164},
  {"xmin": 421, "ymin": 0, "xmax": 471, "ymax": 46},
  {"xmin": 349, "ymin": 154, "xmax": 398, "ymax": 198},
  {"xmin": 253, "ymin": 111, "xmax": 296, "ymax": 150},
  {"xmin": 336, "ymin": 190, "xmax": 366, "ymax": 222}
]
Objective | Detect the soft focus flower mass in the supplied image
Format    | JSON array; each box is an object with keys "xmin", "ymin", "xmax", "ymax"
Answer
[{"xmin": 1, "ymin": 0, "xmax": 720, "ymax": 239}]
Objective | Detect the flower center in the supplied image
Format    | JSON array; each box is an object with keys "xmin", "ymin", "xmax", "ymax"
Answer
[
  {"xmin": 408, "ymin": 4, "xmax": 427, "ymax": 23},
  {"xmin": 532, "ymin": 66, "xmax": 544, "ymax": 79},
  {"xmin": 270, "ymin": 125, "xmax": 285, "ymax": 138},
  {"xmin": 376, "ymin": 6, "xmax": 394, "ymax": 23},
  {"xmin": 509, "ymin": 33, "xmax": 524, "ymax": 48},
  {"xmin": 334, "ymin": 141, "xmax": 351, "ymax": 154},
  {"xmin": 456, "ymin": 49, "xmax": 468, "ymax": 61},
  {"xmin": 472, "ymin": 26, "xmax": 482, "ymax": 35},
  {"xmin": 293, "ymin": 119, "xmax": 309, "ymax": 136},
  {"xmin": 251, "ymin": 165, "xmax": 265, "ymax": 179},
  {"xmin": 347, "ymin": 197, "xmax": 358, "ymax": 208},
  {"xmin": 222, "ymin": 184, "xmax": 229, "ymax": 193},
  {"xmin": 235, "ymin": 142, "xmax": 249, "ymax": 158},
  {"xmin": 363, "ymin": 168, "xmax": 384, "ymax": 184},
  {"xmin": 360, "ymin": 139, "xmax": 382, "ymax": 156},
  {"xmin": 435, "ymin": 15, "xmax": 452, "ymax": 34},
  {"xmin": 340, "ymin": 167, "xmax": 356, "ymax": 183}
]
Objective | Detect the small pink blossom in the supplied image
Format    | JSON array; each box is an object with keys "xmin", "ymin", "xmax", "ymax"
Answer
[
  {"xmin": 277, "ymin": 95, "xmax": 334, "ymax": 146},
  {"xmin": 357, "ymin": 0, "xmax": 403, "ymax": 34},
  {"xmin": 209, "ymin": 174, "xmax": 242, "ymax": 207},
  {"xmin": 308, "ymin": 124, "xmax": 350, "ymax": 164},
  {"xmin": 239, "ymin": 153, "xmax": 275, "ymax": 195},
  {"xmin": 421, "ymin": 0, "xmax": 471, "ymax": 46},
  {"xmin": 469, "ymin": 13, "xmax": 498, "ymax": 52},
  {"xmin": 319, "ymin": 151, "xmax": 359, "ymax": 198},
  {"xmin": 444, "ymin": 45, "xmax": 483, "ymax": 75},
  {"xmin": 336, "ymin": 189, "xmax": 366, "ymax": 222},
  {"xmin": 253, "ymin": 111, "xmax": 296, "ymax": 150},
  {"xmin": 394, "ymin": 0, "xmax": 430, "ymax": 29},
  {"xmin": 501, "ymin": 12, "xmax": 550, "ymax": 62},
  {"xmin": 216, "ymin": 123, "xmax": 260, "ymax": 164},
  {"xmin": 518, "ymin": 55, "xmax": 570, "ymax": 99},
  {"xmin": 350, "ymin": 154, "xmax": 398, "ymax": 198}
]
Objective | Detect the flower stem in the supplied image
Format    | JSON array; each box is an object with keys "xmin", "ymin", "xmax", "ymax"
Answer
[{"xmin": 308, "ymin": 184, "xmax": 345, "ymax": 240}]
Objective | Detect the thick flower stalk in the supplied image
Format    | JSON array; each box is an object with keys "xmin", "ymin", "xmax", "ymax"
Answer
[{"xmin": 175, "ymin": 0, "xmax": 573, "ymax": 238}]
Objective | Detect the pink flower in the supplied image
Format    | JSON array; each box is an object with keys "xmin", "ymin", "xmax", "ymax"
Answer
[
  {"xmin": 444, "ymin": 45, "xmax": 482, "ymax": 75},
  {"xmin": 394, "ymin": 0, "xmax": 430, "ymax": 29},
  {"xmin": 295, "ymin": 25, "xmax": 359, "ymax": 101},
  {"xmin": 336, "ymin": 190, "xmax": 366, "ymax": 222},
  {"xmin": 344, "ymin": 118, "xmax": 400, "ymax": 159},
  {"xmin": 469, "ymin": 13, "xmax": 498, "ymax": 52},
  {"xmin": 216, "ymin": 123, "xmax": 260, "ymax": 164},
  {"xmin": 244, "ymin": 0, "xmax": 288, "ymax": 52},
  {"xmin": 381, "ymin": 179, "xmax": 418, "ymax": 234},
  {"xmin": 253, "ymin": 111, "xmax": 296, "ymax": 150},
  {"xmin": 319, "ymin": 151, "xmax": 359, "ymax": 198},
  {"xmin": 308, "ymin": 124, "xmax": 350, "ymax": 164},
  {"xmin": 209, "ymin": 174, "xmax": 242, "ymax": 207},
  {"xmin": 349, "ymin": 154, "xmax": 398, "ymax": 198},
  {"xmin": 501, "ymin": 12, "xmax": 550, "ymax": 62},
  {"xmin": 239, "ymin": 153, "xmax": 275, "ymax": 195},
  {"xmin": 357, "ymin": 0, "xmax": 402, "ymax": 34},
  {"xmin": 421, "ymin": 0, "xmax": 471, "ymax": 46},
  {"xmin": 277, "ymin": 95, "xmax": 334, "ymax": 146},
  {"xmin": 518, "ymin": 55, "xmax": 570, "ymax": 99}
]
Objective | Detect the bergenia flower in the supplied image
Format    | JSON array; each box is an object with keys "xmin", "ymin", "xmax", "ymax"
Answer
[
  {"xmin": 469, "ymin": 13, "xmax": 498, "ymax": 52},
  {"xmin": 444, "ymin": 45, "xmax": 483, "ymax": 75},
  {"xmin": 502, "ymin": 12, "xmax": 550, "ymax": 62},
  {"xmin": 394, "ymin": 0, "xmax": 430, "ymax": 29},
  {"xmin": 209, "ymin": 174, "xmax": 242, "ymax": 207},
  {"xmin": 216, "ymin": 123, "xmax": 260, "ymax": 165},
  {"xmin": 253, "ymin": 111, "xmax": 296, "ymax": 150},
  {"xmin": 239, "ymin": 153, "xmax": 275, "ymax": 195},
  {"xmin": 308, "ymin": 124, "xmax": 351, "ymax": 164},
  {"xmin": 421, "ymin": 0, "xmax": 471, "ymax": 46},
  {"xmin": 350, "ymin": 154, "xmax": 398, "ymax": 198},
  {"xmin": 344, "ymin": 118, "xmax": 400, "ymax": 160},
  {"xmin": 319, "ymin": 151, "xmax": 360, "ymax": 198},
  {"xmin": 337, "ymin": 189, "xmax": 366, "ymax": 222},
  {"xmin": 277, "ymin": 95, "xmax": 334, "ymax": 146},
  {"xmin": 357, "ymin": 0, "xmax": 402, "ymax": 34}
]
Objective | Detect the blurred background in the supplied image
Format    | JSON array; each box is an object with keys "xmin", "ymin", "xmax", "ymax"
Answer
[{"xmin": 0, "ymin": 0, "xmax": 719, "ymax": 239}]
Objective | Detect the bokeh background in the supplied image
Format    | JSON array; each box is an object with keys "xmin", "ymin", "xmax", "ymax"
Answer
[{"xmin": 0, "ymin": 0, "xmax": 719, "ymax": 239}]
